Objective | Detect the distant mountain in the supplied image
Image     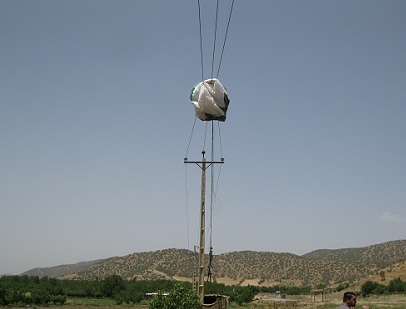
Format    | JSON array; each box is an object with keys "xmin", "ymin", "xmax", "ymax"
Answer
[
  {"xmin": 20, "ymin": 259, "xmax": 109, "ymax": 278},
  {"xmin": 22, "ymin": 240, "xmax": 406, "ymax": 286}
]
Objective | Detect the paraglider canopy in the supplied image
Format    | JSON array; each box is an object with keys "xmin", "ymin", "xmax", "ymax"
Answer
[{"xmin": 190, "ymin": 78, "xmax": 230, "ymax": 121}]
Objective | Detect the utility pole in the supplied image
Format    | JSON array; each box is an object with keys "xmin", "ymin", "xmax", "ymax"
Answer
[{"xmin": 184, "ymin": 151, "xmax": 224, "ymax": 302}]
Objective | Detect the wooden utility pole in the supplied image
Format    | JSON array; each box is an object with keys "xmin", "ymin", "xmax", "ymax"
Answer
[{"xmin": 184, "ymin": 151, "xmax": 224, "ymax": 302}]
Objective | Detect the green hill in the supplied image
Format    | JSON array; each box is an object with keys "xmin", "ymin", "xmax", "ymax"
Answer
[{"xmin": 22, "ymin": 239, "xmax": 406, "ymax": 286}]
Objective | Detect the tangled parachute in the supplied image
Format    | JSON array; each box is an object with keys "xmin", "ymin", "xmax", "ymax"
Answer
[{"xmin": 190, "ymin": 79, "xmax": 230, "ymax": 122}]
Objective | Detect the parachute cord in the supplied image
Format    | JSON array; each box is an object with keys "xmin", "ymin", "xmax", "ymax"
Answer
[
  {"xmin": 185, "ymin": 164, "xmax": 198, "ymax": 290},
  {"xmin": 207, "ymin": 246, "xmax": 213, "ymax": 282},
  {"xmin": 215, "ymin": 165, "xmax": 223, "ymax": 205},
  {"xmin": 197, "ymin": 0, "xmax": 204, "ymax": 81},
  {"xmin": 185, "ymin": 117, "xmax": 198, "ymax": 159},
  {"xmin": 209, "ymin": 122, "xmax": 214, "ymax": 250},
  {"xmin": 217, "ymin": 122, "xmax": 224, "ymax": 209},
  {"xmin": 202, "ymin": 121, "xmax": 209, "ymax": 152},
  {"xmin": 208, "ymin": 121, "xmax": 215, "ymax": 282},
  {"xmin": 184, "ymin": 164, "xmax": 190, "ymax": 251},
  {"xmin": 216, "ymin": 0, "xmax": 235, "ymax": 78},
  {"xmin": 210, "ymin": 0, "xmax": 219, "ymax": 78},
  {"xmin": 217, "ymin": 121, "xmax": 224, "ymax": 159},
  {"xmin": 210, "ymin": 121, "xmax": 224, "ymax": 262}
]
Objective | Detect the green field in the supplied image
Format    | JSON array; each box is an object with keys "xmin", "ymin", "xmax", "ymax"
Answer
[{"xmin": 57, "ymin": 294, "xmax": 406, "ymax": 309}]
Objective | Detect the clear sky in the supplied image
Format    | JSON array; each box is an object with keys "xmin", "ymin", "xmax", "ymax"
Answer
[{"xmin": 1, "ymin": 0, "xmax": 405, "ymax": 275}]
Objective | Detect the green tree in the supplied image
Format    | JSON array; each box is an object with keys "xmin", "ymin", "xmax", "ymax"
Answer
[
  {"xmin": 337, "ymin": 283, "xmax": 349, "ymax": 292},
  {"xmin": 101, "ymin": 275, "xmax": 126, "ymax": 298},
  {"xmin": 228, "ymin": 285, "xmax": 255, "ymax": 305},
  {"xmin": 388, "ymin": 277, "xmax": 406, "ymax": 294},
  {"xmin": 361, "ymin": 280, "xmax": 382, "ymax": 296},
  {"xmin": 50, "ymin": 294, "xmax": 67, "ymax": 305},
  {"xmin": 149, "ymin": 283, "xmax": 200, "ymax": 309},
  {"xmin": 204, "ymin": 282, "xmax": 227, "ymax": 295},
  {"xmin": 0, "ymin": 285, "xmax": 9, "ymax": 306}
]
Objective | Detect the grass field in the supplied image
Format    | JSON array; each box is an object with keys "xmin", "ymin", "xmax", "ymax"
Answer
[
  {"xmin": 33, "ymin": 303, "xmax": 406, "ymax": 309},
  {"xmin": 53, "ymin": 294, "xmax": 406, "ymax": 309}
]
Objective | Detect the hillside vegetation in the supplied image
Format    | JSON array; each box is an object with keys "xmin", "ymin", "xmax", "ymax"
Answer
[
  {"xmin": 22, "ymin": 240, "xmax": 406, "ymax": 286},
  {"xmin": 20, "ymin": 259, "xmax": 108, "ymax": 278}
]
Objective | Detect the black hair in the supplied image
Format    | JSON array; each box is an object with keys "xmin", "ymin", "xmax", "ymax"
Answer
[{"xmin": 343, "ymin": 291, "xmax": 356, "ymax": 302}]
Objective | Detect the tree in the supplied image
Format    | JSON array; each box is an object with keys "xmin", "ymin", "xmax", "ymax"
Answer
[
  {"xmin": 361, "ymin": 280, "xmax": 382, "ymax": 296},
  {"xmin": 336, "ymin": 283, "xmax": 349, "ymax": 292},
  {"xmin": 388, "ymin": 277, "xmax": 406, "ymax": 294},
  {"xmin": 0, "ymin": 285, "xmax": 9, "ymax": 306},
  {"xmin": 50, "ymin": 294, "xmax": 67, "ymax": 305},
  {"xmin": 101, "ymin": 275, "xmax": 126, "ymax": 298},
  {"xmin": 149, "ymin": 283, "xmax": 200, "ymax": 309}
]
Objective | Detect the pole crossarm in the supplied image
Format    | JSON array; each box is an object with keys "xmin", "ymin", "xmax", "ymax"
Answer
[
  {"xmin": 184, "ymin": 150, "xmax": 224, "ymax": 169},
  {"xmin": 184, "ymin": 158, "xmax": 224, "ymax": 170}
]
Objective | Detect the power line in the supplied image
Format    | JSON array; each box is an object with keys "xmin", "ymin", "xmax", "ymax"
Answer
[
  {"xmin": 211, "ymin": 0, "xmax": 220, "ymax": 78},
  {"xmin": 197, "ymin": 0, "xmax": 204, "ymax": 81},
  {"xmin": 193, "ymin": 0, "xmax": 234, "ymax": 286},
  {"xmin": 197, "ymin": 0, "xmax": 236, "ymax": 80},
  {"xmin": 216, "ymin": 0, "xmax": 235, "ymax": 78}
]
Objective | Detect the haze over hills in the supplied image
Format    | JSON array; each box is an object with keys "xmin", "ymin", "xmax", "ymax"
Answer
[
  {"xmin": 19, "ymin": 259, "xmax": 109, "ymax": 278},
  {"xmin": 21, "ymin": 240, "xmax": 406, "ymax": 286}
]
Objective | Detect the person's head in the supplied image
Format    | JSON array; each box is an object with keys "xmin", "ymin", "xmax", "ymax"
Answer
[{"xmin": 343, "ymin": 292, "xmax": 357, "ymax": 307}]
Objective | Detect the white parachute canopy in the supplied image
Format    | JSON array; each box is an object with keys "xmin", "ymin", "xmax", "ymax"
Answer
[{"xmin": 190, "ymin": 78, "xmax": 230, "ymax": 121}]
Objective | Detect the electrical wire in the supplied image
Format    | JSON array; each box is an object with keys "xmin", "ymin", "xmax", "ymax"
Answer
[
  {"xmin": 198, "ymin": 0, "xmax": 235, "ymax": 80},
  {"xmin": 211, "ymin": 0, "xmax": 219, "ymax": 78},
  {"xmin": 197, "ymin": 0, "xmax": 204, "ymax": 81},
  {"xmin": 190, "ymin": 0, "xmax": 234, "ymax": 283},
  {"xmin": 216, "ymin": 0, "xmax": 235, "ymax": 78}
]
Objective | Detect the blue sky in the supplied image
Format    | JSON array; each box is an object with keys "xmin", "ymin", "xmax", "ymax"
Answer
[{"xmin": 1, "ymin": 0, "xmax": 405, "ymax": 275}]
